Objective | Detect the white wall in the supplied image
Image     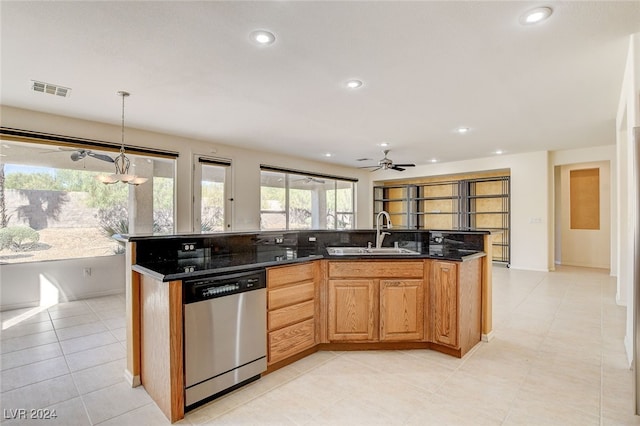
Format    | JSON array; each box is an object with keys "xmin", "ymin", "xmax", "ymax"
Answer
[
  {"xmin": 372, "ymin": 150, "xmax": 550, "ymax": 271},
  {"xmin": 616, "ymin": 33, "xmax": 640, "ymax": 366},
  {"xmin": 0, "ymin": 255, "xmax": 125, "ymax": 310}
]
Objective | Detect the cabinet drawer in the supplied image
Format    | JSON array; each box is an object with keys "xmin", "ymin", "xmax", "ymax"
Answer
[
  {"xmin": 328, "ymin": 261, "xmax": 424, "ymax": 278},
  {"xmin": 268, "ymin": 300, "xmax": 314, "ymax": 331},
  {"xmin": 268, "ymin": 318, "xmax": 315, "ymax": 364},
  {"xmin": 267, "ymin": 262, "xmax": 315, "ymax": 288},
  {"xmin": 268, "ymin": 281, "xmax": 314, "ymax": 310}
]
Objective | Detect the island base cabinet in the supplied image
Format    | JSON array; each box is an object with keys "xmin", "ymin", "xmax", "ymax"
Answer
[
  {"xmin": 430, "ymin": 258, "xmax": 482, "ymax": 357},
  {"xmin": 266, "ymin": 262, "xmax": 319, "ymax": 366},
  {"xmin": 431, "ymin": 261, "xmax": 458, "ymax": 348},
  {"xmin": 268, "ymin": 318, "xmax": 315, "ymax": 364},
  {"xmin": 326, "ymin": 261, "xmax": 425, "ymax": 343},
  {"xmin": 380, "ymin": 279, "xmax": 424, "ymax": 341},
  {"xmin": 328, "ymin": 279, "xmax": 376, "ymax": 341}
]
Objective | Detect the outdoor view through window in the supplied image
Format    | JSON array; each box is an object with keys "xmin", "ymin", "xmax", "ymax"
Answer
[
  {"xmin": 260, "ymin": 169, "xmax": 354, "ymax": 230},
  {"xmin": 0, "ymin": 140, "xmax": 174, "ymax": 264}
]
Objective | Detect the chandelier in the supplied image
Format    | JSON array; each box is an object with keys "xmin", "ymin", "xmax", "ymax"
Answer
[{"xmin": 96, "ymin": 91, "xmax": 148, "ymax": 185}]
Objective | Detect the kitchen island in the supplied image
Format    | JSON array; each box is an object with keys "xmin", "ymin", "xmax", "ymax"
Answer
[{"xmin": 120, "ymin": 229, "xmax": 493, "ymax": 422}]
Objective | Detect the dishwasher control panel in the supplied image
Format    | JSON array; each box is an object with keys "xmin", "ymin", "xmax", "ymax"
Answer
[{"xmin": 184, "ymin": 270, "xmax": 266, "ymax": 303}]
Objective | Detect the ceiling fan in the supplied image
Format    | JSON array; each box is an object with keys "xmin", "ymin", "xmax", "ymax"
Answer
[
  {"xmin": 42, "ymin": 147, "xmax": 114, "ymax": 163},
  {"xmin": 295, "ymin": 176, "xmax": 326, "ymax": 184},
  {"xmin": 359, "ymin": 150, "xmax": 416, "ymax": 172}
]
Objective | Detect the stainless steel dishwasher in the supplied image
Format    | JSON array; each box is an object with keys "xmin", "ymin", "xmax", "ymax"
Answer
[{"xmin": 183, "ymin": 269, "xmax": 267, "ymax": 410}]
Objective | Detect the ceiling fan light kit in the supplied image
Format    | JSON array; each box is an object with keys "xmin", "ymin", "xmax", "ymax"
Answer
[
  {"xmin": 359, "ymin": 149, "xmax": 416, "ymax": 172},
  {"xmin": 97, "ymin": 91, "xmax": 148, "ymax": 186}
]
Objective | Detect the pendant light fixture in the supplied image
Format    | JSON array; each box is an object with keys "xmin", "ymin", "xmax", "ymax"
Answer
[{"xmin": 96, "ymin": 91, "xmax": 148, "ymax": 185}]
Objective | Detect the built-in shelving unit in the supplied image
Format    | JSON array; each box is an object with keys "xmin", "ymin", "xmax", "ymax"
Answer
[
  {"xmin": 373, "ymin": 176, "xmax": 510, "ymax": 264},
  {"xmin": 466, "ymin": 176, "xmax": 510, "ymax": 264}
]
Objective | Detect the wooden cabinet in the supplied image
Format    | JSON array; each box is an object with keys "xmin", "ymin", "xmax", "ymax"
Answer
[
  {"xmin": 266, "ymin": 262, "xmax": 318, "ymax": 365},
  {"xmin": 431, "ymin": 261, "xmax": 458, "ymax": 347},
  {"xmin": 380, "ymin": 279, "xmax": 424, "ymax": 341},
  {"xmin": 327, "ymin": 261, "xmax": 424, "ymax": 342},
  {"xmin": 328, "ymin": 279, "xmax": 376, "ymax": 341},
  {"xmin": 429, "ymin": 258, "xmax": 482, "ymax": 356}
]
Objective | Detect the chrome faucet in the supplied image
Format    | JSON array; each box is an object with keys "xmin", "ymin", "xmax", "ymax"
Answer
[{"xmin": 375, "ymin": 211, "xmax": 392, "ymax": 248}]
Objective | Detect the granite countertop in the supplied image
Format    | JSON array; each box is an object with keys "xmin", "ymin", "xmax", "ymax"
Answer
[{"xmin": 134, "ymin": 249, "xmax": 486, "ymax": 282}]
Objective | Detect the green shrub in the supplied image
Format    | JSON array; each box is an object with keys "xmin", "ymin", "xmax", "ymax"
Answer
[{"xmin": 0, "ymin": 226, "xmax": 40, "ymax": 251}]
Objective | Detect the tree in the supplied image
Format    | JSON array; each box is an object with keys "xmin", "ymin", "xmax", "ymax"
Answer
[
  {"xmin": 16, "ymin": 189, "xmax": 69, "ymax": 230},
  {"xmin": 0, "ymin": 163, "xmax": 7, "ymax": 227}
]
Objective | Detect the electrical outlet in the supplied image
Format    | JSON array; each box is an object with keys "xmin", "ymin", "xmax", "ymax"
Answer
[
  {"xmin": 83, "ymin": 267, "xmax": 92, "ymax": 277},
  {"xmin": 181, "ymin": 242, "xmax": 197, "ymax": 252}
]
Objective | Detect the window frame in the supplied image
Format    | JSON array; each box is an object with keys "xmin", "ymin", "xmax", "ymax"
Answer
[
  {"xmin": 0, "ymin": 134, "xmax": 177, "ymax": 263},
  {"xmin": 193, "ymin": 155, "xmax": 232, "ymax": 232},
  {"xmin": 259, "ymin": 166, "xmax": 356, "ymax": 231}
]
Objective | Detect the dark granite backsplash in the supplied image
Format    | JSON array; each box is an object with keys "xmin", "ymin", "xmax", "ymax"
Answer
[{"xmin": 132, "ymin": 229, "xmax": 485, "ymax": 269}]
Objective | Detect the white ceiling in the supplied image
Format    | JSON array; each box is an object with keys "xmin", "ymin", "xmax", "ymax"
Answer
[{"xmin": 1, "ymin": 1, "xmax": 639, "ymax": 169}]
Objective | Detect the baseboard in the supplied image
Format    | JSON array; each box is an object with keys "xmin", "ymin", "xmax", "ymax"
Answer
[
  {"xmin": 0, "ymin": 301, "xmax": 40, "ymax": 312},
  {"xmin": 507, "ymin": 265, "xmax": 550, "ymax": 272},
  {"xmin": 0, "ymin": 289, "xmax": 124, "ymax": 312},
  {"xmin": 624, "ymin": 334, "xmax": 633, "ymax": 369},
  {"xmin": 124, "ymin": 368, "xmax": 141, "ymax": 387},
  {"xmin": 481, "ymin": 331, "xmax": 495, "ymax": 342}
]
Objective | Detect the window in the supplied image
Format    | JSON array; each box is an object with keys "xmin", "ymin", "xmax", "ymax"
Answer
[
  {"xmin": 0, "ymin": 139, "xmax": 175, "ymax": 263},
  {"xmin": 196, "ymin": 157, "xmax": 230, "ymax": 232},
  {"xmin": 260, "ymin": 167, "xmax": 355, "ymax": 230}
]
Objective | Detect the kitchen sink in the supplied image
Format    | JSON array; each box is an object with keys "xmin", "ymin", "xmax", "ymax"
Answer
[{"xmin": 326, "ymin": 247, "xmax": 421, "ymax": 256}]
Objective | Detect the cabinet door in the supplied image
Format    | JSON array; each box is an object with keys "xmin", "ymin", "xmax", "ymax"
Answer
[
  {"xmin": 268, "ymin": 318, "xmax": 315, "ymax": 365},
  {"xmin": 431, "ymin": 261, "xmax": 458, "ymax": 348},
  {"xmin": 379, "ymin": 279, "xmax": 424, "ymax": 341},
  {"xmin": 328, "ymin": 279, "xmax": 376, "ymax": 341}
]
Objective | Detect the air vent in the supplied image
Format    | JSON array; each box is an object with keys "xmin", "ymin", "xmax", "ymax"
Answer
[
  {"xmin": 31, "ymin": 80, "xmax": 71, "ymax": 97},
  {"xmin": 356, "ymin": 158, "xmax": 373, "ymax": 162}
]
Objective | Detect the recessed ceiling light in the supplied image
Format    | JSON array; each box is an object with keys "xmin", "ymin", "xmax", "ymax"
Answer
[
  {"xmin": 346, "ymin": 80, "xmax": 363, "ymax": 89},
  {"xmin": 495, "ymin": 149, "xmax": 504, "ymax": 155},
  {"xmin": 250, "ymin": 30, "xmax": 276, "ymax": 45},
  {"xmin": 324, "ymin": 153, "xmax": 332, "ymax": 157},
  {"xmin": 520, "ymin": 7, "xmax": 553, "ymax": 25},
  {"xmin": 379, "ymin": 142, "xmax": 390, "ymax": 147},
  {"xmin": 457, "ymin": 127, "xmax": 469, "ymax": 134},
  {"xmin": 430, "ymin": 158, "xmax": 438, "ymax": 163}
]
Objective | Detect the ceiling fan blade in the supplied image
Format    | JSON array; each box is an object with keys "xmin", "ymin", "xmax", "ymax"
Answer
[
  {"xmin": 393, "ymin": 163, "xmax": 415, "ymax": 167},
  {"xmin": 368, "ymin": 166, "xmax": 382, "ymax": 172},
  {"xmin": 391, "ymin": 166, "xmax": 406, "ymax": 171},
  {"xmin": 87, "ymin": 152, "xmax": 115, "ymax": 163}
]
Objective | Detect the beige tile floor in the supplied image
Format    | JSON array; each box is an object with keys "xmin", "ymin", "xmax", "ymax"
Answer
[{"xmin": 0, "ymin": 265, "xmax": 637, "ymax": 425}]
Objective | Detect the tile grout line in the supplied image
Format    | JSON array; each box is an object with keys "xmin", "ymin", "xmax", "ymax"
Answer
[
  {"xmin": 52, "ymin": 300, "xmax": 95, "ymax": 425},
  {"xmin": 499, "ymin": 271, "xmax": 570, "ymax": 425},
  {"xmin": 599, "ymin": 279, "xmax": 605, "ymax": 426},
  {"xmin": 76, "ymin": 297, "xmax": 130, "ymax": 425},
  {"xmin": 190, "ymin": 353, "xmax": 341, "ymax": 424}
]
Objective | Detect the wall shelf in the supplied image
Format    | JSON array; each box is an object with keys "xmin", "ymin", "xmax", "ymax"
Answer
[{"xmin": 374, "ymin": 176, "xmax": 510, "ymax": 264}]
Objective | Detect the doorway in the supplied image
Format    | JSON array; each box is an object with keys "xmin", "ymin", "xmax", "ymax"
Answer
[{"xmin": 554, "ymin": 161, "xmax": 611, "ymax": 269}]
